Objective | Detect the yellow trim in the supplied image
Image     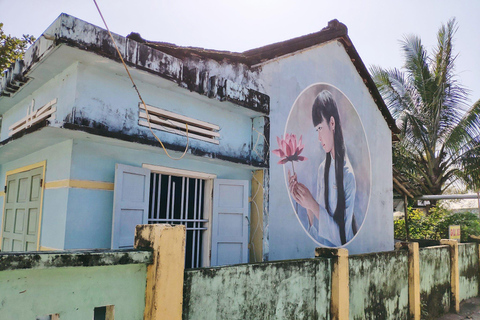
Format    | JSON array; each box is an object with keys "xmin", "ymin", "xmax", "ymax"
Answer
[
  {"xmin": 250, "ymin": 170, "xmax": 264, "ymax": 263},
  {"xmin": 39, "ymin": 246, "xmax": 61, "ymax": 251},
  {"xmin": 0, "ymin": 191, "xmax": 4, "ymax": 197},
  {"xmin": 38, "ymin": 163, "xmax": 46, "ymax": 251},
  {"xmin": 44, "ymin": 179, "xmax": 114, "ymax": 190},
  {"xmin": 1, "ymin": 161, "xmax": 46, "ymax": 252},
  {"xmin": 5, "ymin": 160, "xmax": 46, "ymax": 176}
]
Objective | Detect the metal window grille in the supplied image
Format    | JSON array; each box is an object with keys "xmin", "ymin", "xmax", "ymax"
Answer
[{"xmin": 148, "ymin": 173, "xmax": 206, "ymax": 269}]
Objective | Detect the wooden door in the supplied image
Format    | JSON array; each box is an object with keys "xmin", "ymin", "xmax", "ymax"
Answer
[
  {"xmin": 2, "ymin": 167, "xmax": 43, "ymax": 252},
  {"xmin": 210, "ymin": 179, "xmax": 249, "ymax": 266}
]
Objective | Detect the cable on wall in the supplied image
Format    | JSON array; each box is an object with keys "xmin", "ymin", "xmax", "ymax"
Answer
[{"xmin": 93, "ymin": 0, "xmax": 189, "ymax": 160}]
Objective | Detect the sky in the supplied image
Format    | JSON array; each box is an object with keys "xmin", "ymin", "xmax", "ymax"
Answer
[{"xmin": 1, "ymin": 0, "xmax": 479, "ymax": 103}]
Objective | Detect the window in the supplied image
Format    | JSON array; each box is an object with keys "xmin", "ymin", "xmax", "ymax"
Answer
[
  {"xmin": 138, "ymin": 103, "xmax": 220, "ymax": 144},
  {"xmin": 149, "ymin": 173, "xmax": 207, "ymax": 269}
]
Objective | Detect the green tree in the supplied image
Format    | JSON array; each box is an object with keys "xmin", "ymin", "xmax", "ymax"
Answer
[
  {"xmin": 0, "ymin": 23, "xmax": 35, "ymax": 73},
  {"xmin": 371, "ymin": 19, "xmax": 480, "ymax": 197}
]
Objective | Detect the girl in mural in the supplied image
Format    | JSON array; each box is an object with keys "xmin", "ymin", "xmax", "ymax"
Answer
[{"xmin": 288, "ymin": 90, "xmax": 356, "ymax": 247}]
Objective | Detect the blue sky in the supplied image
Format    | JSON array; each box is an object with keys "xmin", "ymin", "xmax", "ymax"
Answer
[{"xmin": 1, "ymin": 0, "xmax": 479, "ymax": 103}]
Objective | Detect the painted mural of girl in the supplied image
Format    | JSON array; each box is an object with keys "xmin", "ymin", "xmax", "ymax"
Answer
[{"xmin": 288, "ymin": 90, "xmax": 357, "ymax": 247}]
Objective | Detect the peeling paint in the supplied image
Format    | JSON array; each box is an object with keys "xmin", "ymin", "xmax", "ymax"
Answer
[{"xmin": 1, "ymin": 14, "xmax": 269, "ymax": 115}]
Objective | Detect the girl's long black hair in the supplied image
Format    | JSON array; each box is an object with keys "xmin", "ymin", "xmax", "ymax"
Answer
[{"xmin": 312, "ymin": 90, "xmax": 347, "ymax": 245}]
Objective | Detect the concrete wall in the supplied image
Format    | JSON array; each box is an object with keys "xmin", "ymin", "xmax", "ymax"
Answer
[
  {"xmin": 419, "ymin": 245, "xmax": 451, "ymax": 318},
  {"xmin": 63, "ymin": 139, "xmax": 254, "ymax": 250},
  {"xmin": 0, "ymin": 62, "xmax": 78, "ymax": 142},
  {"xmin": 459, "ymin": 243, "xmax": 479, "ymax": 301},
  {"xmin": 69, "ymin": 62, "xmax": 263, "ymax": 165},
  {"xmin": 183, "ymin": 258, "xmax": 332, "ymax": 320},
  {"xmin": 0, "ymin": 140, "xmax": 73, "ymax": 250},
  {"xmin": 184, "ymin": 244, "xmax": 480, "ymax": 319},
  {"xmin": 0, "ymin": 251, "xmax": 150, "ymax": 320},
  {"xmin": 349, "ymin": 251, "xmax": 409, "ymax": 320},
  {"xmin": 260, "ymin": 40, "xmax": 393, "ymax": 258}
]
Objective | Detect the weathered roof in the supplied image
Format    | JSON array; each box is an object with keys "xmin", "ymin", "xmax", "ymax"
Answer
[
  {"xmin": 1, "ymin": 14, "xmax": 398, "ymax": 133},
  {"xmin": 139, "ymin": 19, "xmax": 399, "ymax": 134}
]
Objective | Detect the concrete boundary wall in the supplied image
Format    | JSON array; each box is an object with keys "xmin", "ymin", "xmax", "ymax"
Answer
[
  {"xmin": 1, "ymin": 233, "xmax": 478, "ymax": 319},
  {"xmin": 184, "ymin": 241, "xmax": 480, "ymax": 320},
  {"xmin": 349, "ymin": 251, "xmax": 409, "ymax": 320},
  {"xmin": 0, "ymin": 224, "xmax": 187, "ymax": 320},
  {"xmin": 419, "ymin": 245, "xmax": 451, "ymax": 318},
  {"xmin": 183, "ymin": 258, "xmax": 332, "ymax": 320},
  {"xmin": 459, "ymin": 243, "xmax": 479, "ymax": 301}
]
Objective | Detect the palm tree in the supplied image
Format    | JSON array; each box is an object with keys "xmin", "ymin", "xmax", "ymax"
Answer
[{"xmin": 371, "ymin": 18, "xmax": 480, "ymax": 198}]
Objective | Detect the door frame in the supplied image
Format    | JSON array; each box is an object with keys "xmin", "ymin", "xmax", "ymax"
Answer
[
  {"xmin": 0, "ymin": 160, "xmax": 46, "ymax": 251},
  {"xmin": 142, "ymin": 163, "xmax": 216, "ymax": 267}
]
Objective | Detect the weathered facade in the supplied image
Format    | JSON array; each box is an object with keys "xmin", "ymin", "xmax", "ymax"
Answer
[{"xmin": 0, "ymin": 13, "xmax": 397, "ymax": 265}]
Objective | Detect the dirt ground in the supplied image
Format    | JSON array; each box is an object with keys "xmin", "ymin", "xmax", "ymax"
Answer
[{"xmin": 437, "ymin": 298, "xmax": 480, "ymax": 320}]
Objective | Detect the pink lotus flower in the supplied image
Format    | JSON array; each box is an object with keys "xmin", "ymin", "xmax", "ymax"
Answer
[{"xmin": 272, "ymin": 134, "xmax": 307, "ymax": 165}]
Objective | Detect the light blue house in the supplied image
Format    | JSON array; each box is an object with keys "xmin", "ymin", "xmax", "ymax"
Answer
[{"xmin": 0, "ymin": 14, "xmax": 398, "ymax": 267}]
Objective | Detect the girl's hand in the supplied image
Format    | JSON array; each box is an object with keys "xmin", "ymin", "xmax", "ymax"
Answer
[
  {"xmin": 287, "ymin": 170, "xmax": 297, "ymax": 194},
  {"xmin": 294, "ymin": 183, "xmax": 319, "ymax": 218}
]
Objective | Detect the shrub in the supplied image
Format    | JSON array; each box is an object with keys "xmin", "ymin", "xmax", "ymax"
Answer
[{"xmin": 394, "ymin": 206, "xmax": 480, "ymax": 242}]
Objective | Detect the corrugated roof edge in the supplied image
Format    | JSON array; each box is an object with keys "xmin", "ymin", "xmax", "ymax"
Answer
[{"xmin": 140, "ymin": 19, "xmax": 400, "ymax": 134}]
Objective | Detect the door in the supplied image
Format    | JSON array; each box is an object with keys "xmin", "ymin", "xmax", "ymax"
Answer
[
  {"xmin": 211, "ymin": 179, "xmax": 249, "ymax": 266},
  {"xmin": 111, "ymin": 164, "xmax": 150, "ymax": 249},
  {"xmin": 2, "ymin": 167, "xmax": 43, "ymax": 252}
]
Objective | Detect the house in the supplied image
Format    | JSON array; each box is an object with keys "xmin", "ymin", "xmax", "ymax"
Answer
[{"xmin": 0, "ymin": 14, "xmax": 398, "ymax": 267}]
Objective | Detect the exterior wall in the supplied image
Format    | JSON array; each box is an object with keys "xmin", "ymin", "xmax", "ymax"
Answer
[
  {"xmin": 459, "ymin": 243, "xmax": 479, "ymax": 301},
  {"xmin": 0, "ymin": 262, "xmax": 148, "ymax": 319},
  {"xmin": 349, "ymin": 251, "xmax": 409, "ymax": 320},
  {"xmin": 1, "ymin": 14, "xmax": 397, "ymax": 260},
  {"xmin": 419, "ymin": 245, "xmax": 451, "ymax": 318},
  {"xmin": 259, "ymin": 41, "xmax": 393, "ymax": 258},
  {"xmin": 69, "ymin": 62, "xmax": 261, "ymax": 165},
  {"xmin": 0, "ymin": 62, "xmax": 78, "ymax": 142},
  {"xmin": 63, "ymin": 139, "xmax": 253, "ymax": 249},
  {"xmin": 183, "ymin": 258, "xmax": 331, "ymax": 320},
  {"xmin": 0, "ymin": 140, "xmax": 73, "ymax": 250}
]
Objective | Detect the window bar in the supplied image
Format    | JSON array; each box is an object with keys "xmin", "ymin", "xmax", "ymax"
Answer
[
  {"xmin": 150, "ymin": 173, "xmax": 156, "ymax": 221},
  {"xmin": 166, "ymin": 175, "xmax": 172, "ymax": 223},
  {"xmin": 180, "ymin": 177, "xmax": 185, "ymax": 226},
  {"xmin": 171, "ymin": 181, "xmax": 176, "ymax": 224},
  {"xmin": 148, "ymin": 218, "xmax": 208, "ymax": 222},
  {"xmin": 192, "ymin": 179, "xmax": 198, "ymax": 267},
  {"xmin": 156, "ymin": 174, "xmax": 162, "ymax": 221},
  {"xmin": 184, "ymin": 177, "xmax": 189, "ymax": 264},
  {"xmin": 196, "ymin": 181, "xmax": 203, "ymax": 268}
]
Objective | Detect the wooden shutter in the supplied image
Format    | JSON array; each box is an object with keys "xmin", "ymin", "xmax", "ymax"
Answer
[
  {"xmin": 210, "ymin": 179, "xmax": 249, "ymax": 266},
  {"xmin": 111, "ymin": 164, "xmax": 150, "ymax": 249}
]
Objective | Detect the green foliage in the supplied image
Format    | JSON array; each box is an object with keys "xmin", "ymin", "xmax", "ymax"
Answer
[
  {"xmin": 394, "ymin": 206, "xmax": 480, "ymax": 242},
  {"xmin": 371, "ymin": 19, "xmax": 480, "ymax": 194},
  {"xmin": 0, "ymin": 23, "xmax": 35, "ymax": 72}
]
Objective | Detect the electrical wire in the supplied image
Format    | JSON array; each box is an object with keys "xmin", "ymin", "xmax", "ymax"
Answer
[{"xmin": 93, "ymin": 0, "xmax": 189, "ymax": 160}]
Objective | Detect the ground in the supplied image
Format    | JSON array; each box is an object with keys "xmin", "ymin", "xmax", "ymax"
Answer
[{"xmin": 438, "ymin": 298, "xmax": 480, "ymax": 320}]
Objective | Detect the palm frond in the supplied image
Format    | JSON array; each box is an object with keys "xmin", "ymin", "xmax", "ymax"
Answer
[{"xmin": 372, "ymin": 20, "xmax": 477, "ymax": 195}]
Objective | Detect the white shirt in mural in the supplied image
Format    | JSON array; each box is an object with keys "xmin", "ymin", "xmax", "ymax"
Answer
[{"xmin": 309, "ymin": 156, "xmax": 356, "ymax": 247}]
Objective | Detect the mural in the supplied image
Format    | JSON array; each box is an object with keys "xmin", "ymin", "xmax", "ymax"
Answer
[{"xmin": 273, "ymin": 83, "xmax": 371, "ymax": 247}]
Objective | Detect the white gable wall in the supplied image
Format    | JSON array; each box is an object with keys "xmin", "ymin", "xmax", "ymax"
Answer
[{"xmin": 258, "ymin": 40, "xmax": 393, "ymax": 258}]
